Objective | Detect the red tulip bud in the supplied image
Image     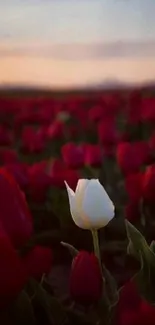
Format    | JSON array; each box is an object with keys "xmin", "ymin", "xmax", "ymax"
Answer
[
  {"xmin": 116, "ymin": 141, "xmax": 150, "ymax": 175},
  {"xmin": 84, "ymin": 144, "xmax": 103, "ymax": 167},
  {"xmin": 0, "ymin": 168, "xmax": 33, "ymax": 248},
  {"xmin": 0, "ymin": 222, "xmax": 28, "ymax": 307},
  {"xmin": 143, "ymin": 165, "xmax": 155, "ymax": 203},
  {"xmin": 61, "ymin": 142, "xmax": 85, "ymax": 169},
  {"xmin": 70, "ymin": 251, "xmax": 102, "ymax": 305}
]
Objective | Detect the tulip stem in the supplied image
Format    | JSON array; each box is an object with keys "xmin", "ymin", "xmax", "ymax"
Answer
[{"xmin": 91, "ymin": 229, "xmax": 102, "ymax": 271}]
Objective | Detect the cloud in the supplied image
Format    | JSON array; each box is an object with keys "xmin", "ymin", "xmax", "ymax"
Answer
[{"xmin": 0, "ymin": 41, "xmax": 155, "ymax": 60}]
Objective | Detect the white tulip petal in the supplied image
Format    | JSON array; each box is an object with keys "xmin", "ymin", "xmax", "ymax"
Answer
[
  {"xmin": 82, "ymin": 179, "xmax": 115, "ymax": 228},
  {"xmin": 75, "ymin": 179, "xmax": 89, "ymax": 214},
  {"xmin": 64, "ymin": 181, "xmax": 86, "ymax": 228},
  {"xmin": 74, "ymin": 179, "xmax": 91, "ymax": 229},
  {"xmin": 75, "ymin": 179, "xmax": 89, "ymax": 196}
]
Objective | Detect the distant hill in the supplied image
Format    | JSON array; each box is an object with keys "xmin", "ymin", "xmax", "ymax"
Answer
[{"xmin": 0, "ymin": 78, "xmax": 155, "ymax": 96}]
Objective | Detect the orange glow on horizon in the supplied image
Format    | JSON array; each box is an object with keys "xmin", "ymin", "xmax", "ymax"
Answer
[{"xmin": 1, "ymin": 56, "xmax": 155, "ymax": 88}]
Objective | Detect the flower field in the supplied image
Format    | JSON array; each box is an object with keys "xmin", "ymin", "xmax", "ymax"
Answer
[{"xmin": 1, "ymin": 86, "xmax": 155, "ymax": 324}]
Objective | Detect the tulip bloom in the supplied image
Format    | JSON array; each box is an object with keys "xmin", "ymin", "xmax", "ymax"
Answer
[
  {"xmin": 88, "ymin": 105, "xmax": 105, "ymax": 123},
  {"xmin": 98, "ymin": 117, "xmax": 119, "ymax": 145},
  {"xmin": 0, "ymin": 168, "xmax": 33, "ymax": 248},
  {"xmin": 125, "ymin": 202, "xmax": 141, "ymax": 223},
  {"xmin": 125, "ymin": 172, "xmax": 144, "ymax": 203},
  {"xmin": 28, "ymin": 162, "xmax": 51, "ymax": 203},
  {"xmin": 0, "ymin": 149, "xmax": 18, "ymax": 164},
  {"xmin": 70, "ymin": 251, "xmax": 102, "ymax": 305},
  {"xmin": 143, "ymin": 165, "xmax": 155, "ymax": 203},
  {"xmin": 0, "ymin": 222, "xmax": 28, "ymax": 307},
  {"xmin": 65, "ymin": 179, "xmax": 114, "ymax": 230},
  {"xmin": 0, "ymin": 126, "xmax": 13, "ymax": 146},
  {"xmin": 50, "ymin": 159, "xmax": 80, "ymax": 190},
  {"xmin": 84, "ymin": 144, "xmax": 103, "ymax": 167},
  {"xmin": 47, "ymin": 121, "xmax": 65, "ymax": 140},
  {"xmin": 116, "ymin": 141, "xmax": 150, "ymax": 175},
  {"xmin": 141, "ymin": 97, "xmax": 155, "ymax": 122},
  {"xmin": 127, "ymin": 90, "xmax": 142, "ymax": 124},
  {"xmin": 5, "ymin": 162, "xmax": 29, "ymax": 190},
  {"xmin": 21, "ymin": 126, "xmax": 46, "ymax": 154},
  {"xmin": 61, "ymin": 142, "xmax": 85, "ymax": 169}
]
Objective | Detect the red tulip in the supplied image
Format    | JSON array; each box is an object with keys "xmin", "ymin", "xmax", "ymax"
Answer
[
  {"xmin": 88, "ymin": 105, "xmax": 105, "ymax": 123},
  {"xmin": 125, "ymin": 172, "xmax": 144, "ymax": 203},
  {"xmin": 138, "ymin": 301, "xmax": 155, "ymax": 325},
  {"xmin": 0, "ymin": 168, "xmax": 33, "ymax": 248},
  {"xmin": 0, "ymin": 149, "xmax": 18, "ymax": 164},
  {"xmin": 116, "ymin": 280, "xmax": 155, "ymax": 325},
  {"xmin": 88, "ymin": 95, "xmax": 121, "ymax": 122},
  {"xmin": 0, "ymin": 222, "xmax": 28, "ymax": 307},
  {"xmin": 125, "ymin": 202, "xmax": 141, "ymax": 222},
  {"xmin": 23, "ymin": 246, "xmax": 53, "ymax": 280},
  {"xmin": 141, "ymin": 97, "xmax": 155, "ymax": 122},
  {"xmin": 120, "ymin": 301, "xmax": 155, "ymax": 325},
  {"xmin": 101, "ymin": 93, "xmax": 122, "ymax": 116},
  {"xmin": 119, "ymin": 310, "xmax": 140, "ymax": 325},
  {"xmin": 118, "ymin": 281, "xmax": 141, "ymax": 311},
  {"xmin": 149, "ymin": 131, "xmax": 155, "ymax": 153},
  {"xmin": 116, "ymin": 141, "xmax": 150, "ymax": 175},
  {"xmin": 103, "ymin": 144, "xmax": 116, "ymax": 158},
  {"xmin": 5, "ymin": 163, "xmax": 29, "ymax": 190},
  {"xmin": 84, "ymin": 144, "xmax": 103, "ymax": 167},
  {"xmin": 14, "ymin": 111, "xmax": 39, "ymax": 129},
  {"xmin": 98, "ymin": 118, "xmax": 119, "ymax": 145},
  {"xmin": 126, "ymin": 90, "xmax": 142, "ymax": 124},
  {"xmin": 116, "ymin": 281, "xmax": 141, "ymax": 325},
  {"xmin": 0, "ymin": 126, "xmax": 13, "ymax": 146},
  {"xmin": 125, "ymin": 172, "xmax": 144, "ymax": 221},
  {"xmin": 73, "ymin": 109, "xmax": 89, "ymax": 129},
  {"xmin": 27, "ymin": 162, "xmax": 51, "ymax": 203},
  {"xmin": 21, "ymin": 126, "xmax": 46, "ymax": 154},
  {"xmin": 61, "ymin": 142, "xmax": 85, "ymax": 169},
  {"xmin": 67, "ymin": 125, "xmax": 80, "ymax": 139},
  {"xmin": 70, "ymin": 251, "xmax": 102, "ymax": 305},
  {"xmin": 50, "ymin": 159, "xmax": 80, "ymax": 190},
  {"xmin": 143, "ymin": 165, "xmax": 155, "ymax": 203},
  {"xmin": 47, "ymin": 121, "xmax": 64, "ymax": 140}
]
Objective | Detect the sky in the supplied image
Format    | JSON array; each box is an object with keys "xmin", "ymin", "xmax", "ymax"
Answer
[{"xmin": 0, "ymin": 0, "xmax": 155, "ymax": 88}]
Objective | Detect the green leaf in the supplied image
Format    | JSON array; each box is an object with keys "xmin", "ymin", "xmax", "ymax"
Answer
[
  {"xmin": 125, "ymin": 220, "xmax": 147, "ymax": 249},
  {"xmin": 66, "ymin": 308, "xmax": 95, "ymax": 325},
  {"xmin": 95, "ymin": 265, "xmax": 119, "ymax": 325},
  {"xmin": 125, "ymin": 220, "xmax": 155, "ymax": 304},
  {"xmin": 31, "ymin": 279, "xmax": 68, "ymax": 325},
  {"xmin": 102, "ymin": 264, "xmax": 119, "ymax": 308},
  {"xmin": 61, "ymin": 241, "xmax": 79, "ymax": 257},
  {"xmin": 133, "ymin": 251, "xmax": 155, "ymax": 304},
  {"xmin": 10, "ymin": 291, "xmax": 36, "ymax": 325},
  {"xmin": 125, "ymin": 220, "xmax": 147, "ymax": 259},
  {"xmin": 57, "ymin": 112, "xmax": 71, "ymax": 122},
  {"xmin": 150, "ymin": 241, "xmax": 155, "ymax": 254},
  {"xmin": 125, "ymin": 220, "xmax": 155, "ymax": 263}
]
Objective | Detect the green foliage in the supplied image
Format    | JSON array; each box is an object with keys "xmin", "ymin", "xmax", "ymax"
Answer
[
  {"xmin": 10, "ymin": 291, "xmax": 36, "ymax": 325},
  {"xmin": 125, "ymin": 220, "xmax": 155, "ymax": 304}
]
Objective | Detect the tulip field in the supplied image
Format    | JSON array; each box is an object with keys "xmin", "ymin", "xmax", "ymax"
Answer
[{"xmin": 1, "ymin": 86, "xmax": 155, "ymax": 324}]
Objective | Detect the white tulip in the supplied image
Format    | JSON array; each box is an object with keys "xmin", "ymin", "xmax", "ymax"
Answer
[{"xmin": 64, "ymin": 179, "xmax": 115, "ymax": 230}]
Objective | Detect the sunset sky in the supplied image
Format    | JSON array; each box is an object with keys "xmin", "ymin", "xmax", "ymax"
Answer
[{"xmin": 0, "ymin": 0, "xmax": 155, "ymax": 88}]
